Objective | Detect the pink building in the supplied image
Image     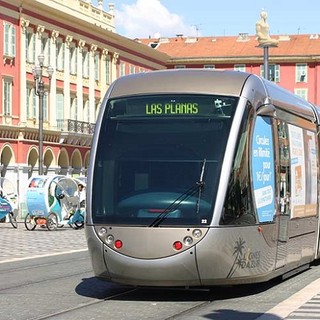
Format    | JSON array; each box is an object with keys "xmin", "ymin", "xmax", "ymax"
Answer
[{"xmin": 140, "ymin": 34, "xmax": 320, "ymax": 105}]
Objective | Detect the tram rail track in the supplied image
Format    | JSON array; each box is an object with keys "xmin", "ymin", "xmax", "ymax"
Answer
[
  {"xmin": 0, "ymin": 250, "xmax": 320, "ymax": 320},
  {"xmin": 28, "ymin": 287, "xmax": 139, "ymax": 320}
]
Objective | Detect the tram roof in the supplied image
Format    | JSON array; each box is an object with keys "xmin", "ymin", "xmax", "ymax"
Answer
[
  {"xmin": 109, "ymin": 69, "xmax": 249, "ymax": 97},
  {"xmin": 108, "ymin": 69, "xmax": 318, "ymax": 122}
]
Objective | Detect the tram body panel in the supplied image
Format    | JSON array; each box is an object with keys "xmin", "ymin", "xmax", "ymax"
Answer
[
  {"xmin": 87, "ymin": 224, "xmax": 277, "ymax": 286},
  {"xmin": 195, "ymin": 227, "xmax": 276, "ymax": 284},
  {"xmin": 86, "ymin": 225, "xmax": 202, "ymax": 286},
  {"xmin": 86, "ymin": 226, "xmax": 111, "ymax": 279},
  {"xmin": 93, "ymin": 226, "xmax": 208, "ymax": 259},
  {"xmin": 103, "ymin": 245, "xmax": 200, "ymax": 287},
  {"xmin": 87, "ymin": 222, "xmax": 318, "ymax": 286},
  {"xmin": 285, "ymin": 217, "xmax": 318, "ymax": 265}
]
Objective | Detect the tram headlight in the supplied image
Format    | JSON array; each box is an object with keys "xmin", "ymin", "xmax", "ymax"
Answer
[
  {"xmin": 98, "ymin": 227, "xmax": 107, "ymax": 238},
  {"xmin": 192, "ymin": 229, "xmax": 202, "ymax": 238},
  {"xmin": 183, "ymin": 236, "xmax": 193, "ymax": 246},
  {"xmin": 106, "ymin": 234, "xmax": 114, "ymax": 244}
]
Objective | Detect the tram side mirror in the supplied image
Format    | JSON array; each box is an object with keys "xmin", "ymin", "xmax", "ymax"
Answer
[
  {"xmin": 256, "ymin": 104, "xmax": 276, "ymax": 117},
  {"xmin": 58, "ymin": 194, "xmax": 65, "ymax": 199}
]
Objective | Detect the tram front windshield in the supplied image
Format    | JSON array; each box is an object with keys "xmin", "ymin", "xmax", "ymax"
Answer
[{"xmin": 92, "ymin": 94, "xmax": 238, "ymax": 226}]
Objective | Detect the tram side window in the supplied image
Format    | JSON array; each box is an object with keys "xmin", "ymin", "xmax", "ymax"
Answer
[
  {"xmin": 278, "ymin": 121, "xmax": 290, "ymax": 215},
  {"xmin": 220, "ymin": 106, "xmax": 256, "ymax": 225}
]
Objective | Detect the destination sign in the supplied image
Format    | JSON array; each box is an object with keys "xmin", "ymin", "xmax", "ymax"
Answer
[
  {"xmin": 145, "ymin": 102, "xmax": 199, "ymax": 115},
  {"xmin": 109, "ymin": 95, "xmax": 238, "ymax": 117}
]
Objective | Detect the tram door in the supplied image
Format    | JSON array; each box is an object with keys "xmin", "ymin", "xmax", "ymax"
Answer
[{"xmin": 275, "ymin": 121, "xmax": 290, "ymax": 269}]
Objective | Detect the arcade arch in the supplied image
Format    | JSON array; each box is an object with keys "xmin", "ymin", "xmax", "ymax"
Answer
[
  {"xmin": 70, "ymin": 149, "xmax": 82, "ymax": 176},
  {"xmin": 57, "ymin": 148, "xmax": 69, "ymax": 175},
  {"xmin": 0, "ymin": 144, "xmax": 15, "ymax": 177}
]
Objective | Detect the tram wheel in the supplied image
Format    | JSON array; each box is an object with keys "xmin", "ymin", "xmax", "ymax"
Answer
[
  {"xmin": 9, "ymin": 212, "xmax": 18, "ymax": 229},
  {"xmin": 24, "ymin": 213, "xmax": 36, "ymax": 231},
  {"xmin": 47, "ymin": 213, "xmax": 58, "ymax": 231}
]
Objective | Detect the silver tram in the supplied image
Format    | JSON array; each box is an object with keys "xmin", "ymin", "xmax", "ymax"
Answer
[{"xmin": 86, "ymin": 69, "xmax": 320, "ymax": 286}]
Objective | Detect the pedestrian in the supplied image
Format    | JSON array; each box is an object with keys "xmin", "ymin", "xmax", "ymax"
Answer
[{"xmin": 75, "ymin": 183, "xmax": 86, "ymax": 208}]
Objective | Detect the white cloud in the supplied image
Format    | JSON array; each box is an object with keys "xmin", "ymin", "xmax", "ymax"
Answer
[{"xmin": 115, "ymin": 0, "xmax": 196, "ymax": 38}]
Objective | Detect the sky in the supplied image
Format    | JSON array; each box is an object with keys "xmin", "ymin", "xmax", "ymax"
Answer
[{"xmin": 92, "ymin": 0, "xmax": 320, "ymax": 39}]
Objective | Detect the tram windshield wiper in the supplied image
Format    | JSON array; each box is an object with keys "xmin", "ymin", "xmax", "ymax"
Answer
[
  {"xmin": 149, "ymin": 159, "xmax": 206, "ymax": 227},
  {"xmin": 196, "ymin": 158, "xmax": 206, "ymax": 214}
]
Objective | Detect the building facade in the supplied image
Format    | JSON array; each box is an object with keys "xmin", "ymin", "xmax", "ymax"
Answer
[{"xmin": 0, "ymin": 0, "xmax": 169, "ymax": 201}]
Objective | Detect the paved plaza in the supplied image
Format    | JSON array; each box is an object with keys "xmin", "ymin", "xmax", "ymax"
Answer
[{"xmin": 0, "ymin": 220, "xmax": 88, "ymax": 263}]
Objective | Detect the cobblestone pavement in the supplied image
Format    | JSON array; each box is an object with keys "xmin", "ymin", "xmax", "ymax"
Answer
[{"xmin": 0, "ymin": 220, "xmax": 87, "ymax": 263}]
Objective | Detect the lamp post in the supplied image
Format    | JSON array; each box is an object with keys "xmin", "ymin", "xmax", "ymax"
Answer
[{"xmin": 33, "ymin": 53, "xmax": 54, "ymax": 175}]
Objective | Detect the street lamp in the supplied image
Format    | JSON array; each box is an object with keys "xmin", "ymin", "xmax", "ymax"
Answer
[{"xmin": 33, "ymin": 53, "xmax": 54, "ymax": 175}]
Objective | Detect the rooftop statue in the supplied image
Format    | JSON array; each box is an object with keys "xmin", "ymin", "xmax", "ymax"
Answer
[{"xmin": 256, "ymin": 10, "xmax": 279, "ymax": 46}]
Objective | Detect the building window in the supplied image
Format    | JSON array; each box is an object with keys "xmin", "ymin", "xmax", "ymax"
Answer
[
  {"xmin": 129, "ymin": 65, "xmax": 135, "ymax": 74},
  {"xmin": 56, "ymin": 38, "xmax": 64, "ymax": 71},
  {"xmin": 120, "ymin": 62, "xmax": 125, "ymax": 77},
  {"xmin": 56, "ymin": 93, "xmax": 64, "ymax": 126},
  {"xmin": 204, "ymin": 65, "xmax": 215, "ymax": 69},
  {"xmin": 26, "ymin": 86, "xmax": 37, "ymax": 119},
  {"xmin": 260, "ymin": 64, "xmax": 280, "ymax": 82},
  {"xmin": 105, "ymin": 58, "xmax": 111, "ymax": 84},
  {"xmin": 70, "ymin": 97, "xmax": 77, "ymax": 121},
  {"xmin": 3, "ymin": 22, "xmax": 16, "ymax": 57},
  {"xmin": 82, "ymin": 48, "xmax": 89, "ymax": 78},
  {"xmin": 26, "ymin": 87, "xmax": 31, "ymax": 119},
  {"xmin": 26, "ymin": 87, "xmax": 37, "ymax": 119},
  {"xmin": 294, "ymin": 88, "xmax": 308, "ymax": 100},
  {"xmin": 94, "ymin": 52, "xmax": 100, "ymax": 81},
  {"xmin": 25, "ymin": 29, "xmax": 35, "ymax": 63},
  {"xmin": 43, "ymin": 93, "xmax": 48, "ymax": 121},
  {"xmin": 41, "ymin": 33, "xmax": 50, "ymax": 67},
  {"xmin": 296, "ymin": 63, "xmax": 307, "ymax": 82},
  {"xmin": 174, "ymin": 65, "xmax": 186, "ymax": 69},
  {"xmin": 69, "ymin": 43, "xmax": 77, "ymax": 75},
  {"xmin": 95, "ymin": 100, "xmax": 100, "ymax": 120},
  {"xmin": 234, "ymin": 64, "xmax": 246, "ymax": 72},
  {"xmin": 32, "ymin": 90, "xmax": 36, "ymax": 119},
  {"xmin": 84, "ymin": 99, "xmax": 90, "ymax": 123},
  {"xmin": 3, "ymin": 78, "xmax": 12, "ymax": 115}
]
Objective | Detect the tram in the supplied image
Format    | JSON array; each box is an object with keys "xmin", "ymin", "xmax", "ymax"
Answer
[{"xmin": 86, "ymin": 69, "xmax": 320, "ymax": 286}]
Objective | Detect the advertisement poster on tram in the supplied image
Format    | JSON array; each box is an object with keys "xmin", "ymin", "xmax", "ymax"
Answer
[
  {"xmin": 288, "ymin": 125, "xmax": 317, "ymax": 217},
  {"xmin": 251, "ymin": 116, "xmax": 275, "ymax": 222},
  {"xmin": 288, "ymin": 125, "xmax": 305, "ymax": 217}
]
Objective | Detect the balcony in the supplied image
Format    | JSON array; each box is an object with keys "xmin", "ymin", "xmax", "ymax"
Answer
[
  {"xmin": 57, "ymin": 119, "xmax": 95, "ymax": 147},
  {"xmin": 57, "ymin": 119, "xmax": 95, "ymax": 134}
]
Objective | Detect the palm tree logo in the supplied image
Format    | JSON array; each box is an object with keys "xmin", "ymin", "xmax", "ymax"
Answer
[{"xmin": 226, "ymin": 237, "xmax": 246, "ymax": 278}]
